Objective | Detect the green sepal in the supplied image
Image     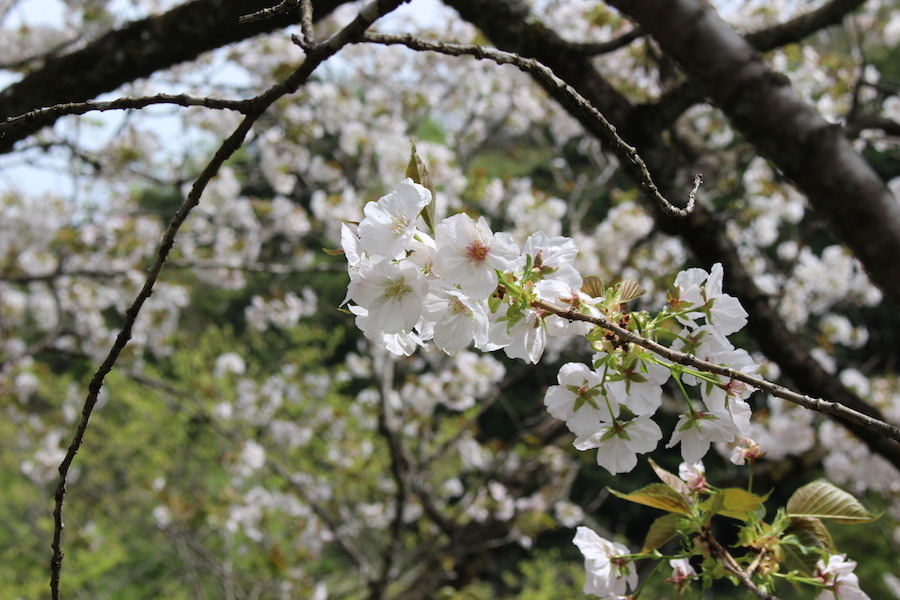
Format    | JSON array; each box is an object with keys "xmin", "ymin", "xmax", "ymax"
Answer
[{"xmin": 406, "ymin": 142, "xmax": 437, "ymax": 236}]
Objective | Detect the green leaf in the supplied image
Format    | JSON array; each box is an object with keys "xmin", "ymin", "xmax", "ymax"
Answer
[
  {"xmin": 609, "ymin": 483, "xmax": 691, "ymax": 515},
  {"xmin": 406, "ymin": 142, "xmax": 436, "ymax": 236},
  {"xmin": 648, "ymin": 458, "xmax": 690, "ymax": 496},
  {"xmin": 641, "ymin": 513, "xmax": 682, "ymax": 553},
  {"xmin": 783, "ymin": 516, "xmax": 835, "ymax": 574},
  {"xmin": 700, "ymin": 488, "xmax": 771, "ymax": 521},
  {"xmin": 786, "ymin": 480, "xmax": 878, "ymax": 524}
]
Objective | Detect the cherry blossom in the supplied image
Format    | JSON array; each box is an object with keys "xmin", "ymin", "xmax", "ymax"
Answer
[
  {"xmin": 357, "ymin": 178, "xmax": 432, "ymax": 259},
  {"xmin": 432, "ymin": 213, "xmax": 519, "ymax": 299},
  {"xmin": 667, "ymin": 409, "xmax": 739, "ymax": 465},
  {"xmin": 573, "ymin": 526, "xmax": 638, "ymax": 599},
  {"xmin": 347, "ymin": 259, "xmax": 428, "ymax": 334},
  {"xmin": 815, "ymin": 554, "xmax": 871, "ymax": 600},
  {"xmin": 422, "ymin": 283, "xmax": 490, "ymax": 354},
  {"xmin": 666, "ymin": 557, "xmax": 697, "ymax": 589},
  {"xmin": 571, "ymin": 415, "xmax": 663, "ymax": 475},
  {"xmin": 671, "ymin": 262, "xmax": 748, "ymax": 336},
  {"xmin": 544, "ymin": 362, "xmax": 618, "ymax": 425}
]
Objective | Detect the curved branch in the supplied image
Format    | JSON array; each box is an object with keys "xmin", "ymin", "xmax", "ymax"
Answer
[
  {"xmin": 441, "ymin": 0, "xmax": 900, "ymax": 469},
  {"xmin": 742, "ymin": 0, "xmax": 869, "ymax": 50},
  {"xmin": 359, "ymin": 32, "xmax": 697, "ymax": 217},
  {"xmin": 49, "ymin": 0, "xmax": 410, "ymax": 596}
]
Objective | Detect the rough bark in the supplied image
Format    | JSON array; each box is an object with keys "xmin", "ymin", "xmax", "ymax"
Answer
[
  {"xmin": 608, "ymin": 0, "xmax": 900, "ymax": 312},
  {"xmin": 0, "ymin": 0, "xmax": 347, "ymax": 152}
]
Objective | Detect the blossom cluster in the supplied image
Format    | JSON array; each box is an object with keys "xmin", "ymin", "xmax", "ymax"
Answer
[
  {"xmin": 342, "ymin": 179, "xmax": 757, "ymax": 474},
  {"xmin": 341, "ymin": 178, "xmax": 589, "ymax": 362}
]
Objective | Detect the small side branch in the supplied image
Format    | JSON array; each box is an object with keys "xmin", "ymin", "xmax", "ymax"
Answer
[
  {"xmin": 358, "ymin": 32, "xmax": 696, "ymax": 217},
  {"xmin": 0, "ymin": 94, "xmax": 249, "ymax": 142},
  {"xmin": 703, "ymin": 528, "xmax": 780, "ymax": 600},
  {"xmin": 239, "ymin": 0, "xmax": 300, "ymax": 24}
]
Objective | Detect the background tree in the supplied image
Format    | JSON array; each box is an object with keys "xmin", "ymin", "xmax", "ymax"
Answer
[{"xmin": 0, "ymin": 0, "xmax": 898, "ymax": 598}]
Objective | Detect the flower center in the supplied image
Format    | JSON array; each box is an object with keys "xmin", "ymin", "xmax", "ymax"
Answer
[
  {"xmin": 383, "ymin": 278, "xmax": 413, "ymax": 301},
  {"xmin": 466, "ymin": 240, "xmax": 490, "ymax": 264},
  {"xmin": 449, "ymin": 296, "xmax": 471, "ymax": 317},
  {"xmin": 390, "ymin": 213, "xmax": 410, "ymax": 234}
]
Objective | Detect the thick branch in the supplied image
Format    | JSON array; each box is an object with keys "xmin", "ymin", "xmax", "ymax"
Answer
[
  {"xmin": 608, "ymin": 0, "xmax": 900, "ymax": 311},
  {"xmin": 0, "ymin": 0, "xmax": 349, "ymax": 152},
  {"xmin": 743, "ymin": 0, "xmax": 869, "ymax": 50}
]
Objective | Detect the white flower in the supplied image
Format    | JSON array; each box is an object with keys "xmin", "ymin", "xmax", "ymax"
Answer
[
  {"xmin": 422, "ymin": 284, "xmax": 489, "ymax": 354},
  {"xmin": 520, "ymin": 231, "xmax": 582, "ymax": 288},
  {"xmin": 571, "ymin": 415, "xmax": 662, "ymax": 475},
  {"xmin": 347, "ymin": 259, "xmax": 428, "ymax": 334},
  {"xmin": 666, "ymin": 557, "xmax": 696, "ymax": 588},
  {"xmin": 704, "ymin": 263, "xmax": 749, "ymax": 336},
  {"xmin": 671, "ymin": 263, "xmax": 748, "ymax": 336},
  {"xmin": 349, "ymin": 305, "xmax": 425, "ymax": 356},
  {"xmin": 607, "ymin": 357, "xmax": 670, "ymax": 415},
  {"xmin": 340, "ymin": 222, "xmax": 363, "ymax": 269},
  {"xmin": 544, "ymin": 362, "xmax": 618, "ymax": 425},
  {"xmin": 357, "ymin": 178, "xmax": 431, "ymax": 259},
  {"xmin": 502, "ymin": 307, "xmax": 547, "ymax": 364},
  {"xmin": 678, "ymin": 461, "xmax": 708, "ymax": 493},
  {"xmin": 433, "ymin": 213, "xmax": 519, "ymax": 299},
  {"xmin": 573, "ymin": 526, "xmax": 638, "ymax": 598},
  {"xmin": 667, "ymin": 409, "xmax": 738, "ymax": 464},
  {"xmin": 815, "ymin": 554, "xmax": 870, "ymax": 600}
]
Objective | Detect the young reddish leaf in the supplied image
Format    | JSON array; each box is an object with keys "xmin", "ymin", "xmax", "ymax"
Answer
[
  {"xmin": 786, "ymin": 480, "xmax": 878, "ymax": 524},
  {"xmin": 648, "ymin": 458, "xmax": 690, "ymax": 496},
  {"xmin": 609, "ymin": 483, "xmax": 691, "ymax": 515}
]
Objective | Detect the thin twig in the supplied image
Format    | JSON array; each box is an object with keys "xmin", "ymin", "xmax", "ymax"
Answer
[
  {"xmin": 0, "ymin": 94, "xmax": 249, "ymax": 142},
  {"xmin": 358, "ymin": 32, "xmax": 696, "ymax": 217},
  {"xmin": 369, "ymin": 353, "xmax": 409, "ymax": 600},
  {"xmin": 533, "ymin": 300, "xmax": 900, "ymax": 444},
  {"xmin": 568, "ymin": 27, "xmax": 644, "ymax": 55},
  {"xmin": 49, "ymin": 0, "xmax": 411, "ymax": 597},
  {"xmin": 239, "ymin": 0, "xmax": 299, "ymax": 24},
  {"xmin": 300, "ymin": 0, "xmax": 316, "ymax": 49},
  {"xmin": 703, "ymin": 527, "xmax": 780, "ymax": 600}
]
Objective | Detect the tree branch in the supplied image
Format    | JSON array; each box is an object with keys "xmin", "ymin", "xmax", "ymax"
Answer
[
  {"xmin": 49, "ymin": 0, "xmax": 410, "ymax": 596},
  {"xmin": 0, "ymin": 93, "xmax": 250, "ymax": 142},
  {"xmin": 534, "ymin": 299, "xmax": 900, "ymax": 448},
  {"xmin": 742, "ymin": 0, "xmax": 869, "ymax": 50},
  {"xmin": 359, "ymin": 32, "xmax": 697, "ymax": 217},
  {"xmin": 0, "ymin": 0, "xmax": 351, "ymax": 153},
  {"xmin": 702, "ymin": 527, "xmax": 780, "ymax": 600}
]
